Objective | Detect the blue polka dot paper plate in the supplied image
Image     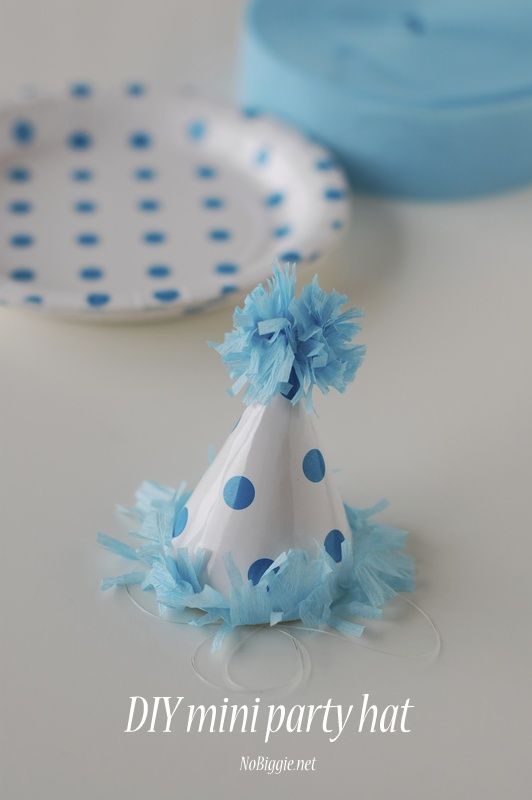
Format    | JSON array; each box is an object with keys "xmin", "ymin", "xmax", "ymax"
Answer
[{"xmin": 0, "ymin": 83, "xmax": 349, "ymax": 320}]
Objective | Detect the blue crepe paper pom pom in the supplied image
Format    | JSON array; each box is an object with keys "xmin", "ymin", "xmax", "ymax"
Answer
[{"xmin": 211, "ymin": 265, "xmax": 365, "ymax": 409}]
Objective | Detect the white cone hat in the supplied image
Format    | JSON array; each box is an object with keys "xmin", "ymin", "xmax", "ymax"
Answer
[
  {"xmin": 174, "ymin": 395, "xmax": 349, "ymax": 593},
  {"xmin": 100, "ymin": 267, "xmax": 415, "ymax": 636},
  {"xmin": 170, "ymin": 265, "xmax": 364, "ymax": 594}
]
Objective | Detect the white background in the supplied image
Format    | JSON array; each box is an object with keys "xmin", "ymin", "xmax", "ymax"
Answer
[{"xmin": 1, "ymin": 2, "xmax": 531, "ymax": 798}]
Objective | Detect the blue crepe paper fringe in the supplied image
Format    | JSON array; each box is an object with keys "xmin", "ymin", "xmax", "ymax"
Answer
[
  {"xmin": 98, "ymin": 481, "xmax": 414, "ymax": 648},
  {"xmin": 211, "ymin": 265, "xmax": 365, "ymax": 410}
]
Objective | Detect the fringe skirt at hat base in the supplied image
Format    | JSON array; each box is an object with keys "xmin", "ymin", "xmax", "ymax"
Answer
[{"xmin": 98, "ymin": 481, "xmax": 414, "ymax": 650}]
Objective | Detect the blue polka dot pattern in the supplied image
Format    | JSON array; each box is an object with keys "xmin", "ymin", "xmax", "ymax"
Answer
[
  {"xmin": 173, "ymin": 506, "xmax": 188, "ymax": 537},
  {"xmin": 68, "ymin": 131, "xmax": 92, "ymax": 150},
  {"xmin": 279, "ymin": 250, "xmax": 301, "ymax": 263},
  {"xmin": 324, "ymin": 188, "xmax": 346, "ymax": 201},
  {"xmin": 255, "ymin": 148, "xmax": 269, "ymax": 165},
  {"xmin": 265, "ymin": 192, "xmax": 284, "ymax": 207},
  {"xmin": 143, "ymin": 231, "xmax": 166, "ymax": 244},
  {"xmin": 332, "ymin": 219, "xmax": 344, "ymax": 229},
  {"xmin": 86, "ymin": 292, "xmax": 110, "ymax": 307},
  {"xmin": 223, "ymin": 476, "xmax": 255, "ymax": 510},
  {"xmin": 187, "ymin": 120, "xmax": 206, "ymax": 140},
  {"xmin": 316, "ymin": 158, "xmax": 335, "ymax": 170},
  {"xmin": 241, "ymin": 107, "xmax": 261, "ymax": 118},
  {"xmin": 71, "ymin": 168, "xmax": 92, "ymax": 182},
  {"xmin": 135, "ymin": 167, "xmax": 156, "ymax": 181},
  {"xmin": 202, "ymin": 197, "xmax": 224, "ymax": 209},
  {"xmin": 147, "ymin": 265, "xmax": 171, "ymax": 278},
  {"xmin": 302, "ymin": 449, "xmax": 326, "ymax": 482},
  {"xmin": 77, "ymin": 232, "xmax": 99, "ymax": 246},
  {"xmin": 324, "ymin": 530, "xmax": 345, "ymax": 563},
  {"xmin": 25, "ymin": 294, "xmax": 42, "ymax": 304},
  {"xmin": 10, "ymin": 233, "xmax": 33, "ymax": 248},
  {"xmin": 153, "ymin": 289, "xmax": 179, "ymax": 303},
  {"xmin": 248, "ymin": 558, "xmax": 274, "ymax": 585},
  {"xmin": 80, "ymin": 266, "xmax": 103, "ymax": 280},
  {"xmin": 12, "ymin": 120, "xmax": 35, "ymax": 145},
  {"xmin": 215, "ymin": 263, "xmax": 238, "ymax": 275},
  {"xmin": 138, "ymin": 198, "xmax": 160, "ymax": 212},
  {"xmin": 74, "ymin": 200, "xmax": 96, "ymax": 213},
  {"xmin": 196, "ymin": 165, "xmax": 217, "ymax": 179},
  {"xmin": 209, "ymin": 229, "xmax": 231, "ymax": 241},
  {"xmin": 126, "ymin": 82, "xmax": 145, "ymax": 96},
  {"xmin": 129, "ymin": 131, "xmax": 152, "ymax": 149},
  {"xmin": 221, "ymin": 285, "xmax": 238, "ymax": 295},
  {"xmin": 9, "ymin": 200, "xmax": 31, "ymax": 214},
  {"xmin": 8, "ymin": 166, "xmax": 30, "ymax": 182},
  {"xmin": 10, "ymin": 268, "xmax": 35, "ymax": 282},
  {"xmin": 70, "ymin": 82, "xmax": 92, "ymax": 98},
  {"xmin": 273, "ymin": 225, "xmax": 291, "ymax": 238}
]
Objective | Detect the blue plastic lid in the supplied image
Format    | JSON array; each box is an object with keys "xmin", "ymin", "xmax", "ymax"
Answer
[
  {"xmin": 242, "ymin": 0, "xmax": 532, "ymax": 198},
  {"xmin": 251, "ymin": 0, "xmax": 532, "ymax": 106}
]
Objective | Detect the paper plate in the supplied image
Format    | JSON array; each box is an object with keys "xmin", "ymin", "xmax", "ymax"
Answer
[{"xmin": 0, "ymin": 83, "xmax": 349, "ymax": 321}]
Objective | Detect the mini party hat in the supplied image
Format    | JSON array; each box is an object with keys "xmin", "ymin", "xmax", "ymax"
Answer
[{"xmin": 98, "ymin": 266, "xmax": 414, "ymax": 645}]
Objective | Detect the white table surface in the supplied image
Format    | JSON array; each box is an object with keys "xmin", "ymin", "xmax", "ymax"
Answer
[{"xmin": 1, "ymin": 2, "xmax": 531, "ymax": 799}]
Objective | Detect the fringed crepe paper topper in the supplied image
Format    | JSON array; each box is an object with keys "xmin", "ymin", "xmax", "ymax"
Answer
[
  {"xmin": 98, "ymin": 266, "xmax": 414, "ymax": 648},
  {"xmin": 211, "ymin": 264, "xmax": 365, "ymax": 410}
]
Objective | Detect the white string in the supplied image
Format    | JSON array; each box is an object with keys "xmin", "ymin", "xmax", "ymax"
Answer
[
  {"xmin": 287, "ymin": 597, "xmax": 441, "ymax": 662},
  {"xmin": 190, "ymin": 627, "xmax": 312, "ymax": 695},
  {"xmin": 125, "ymin": 586, "xmax": 440, "ymax": 693}
]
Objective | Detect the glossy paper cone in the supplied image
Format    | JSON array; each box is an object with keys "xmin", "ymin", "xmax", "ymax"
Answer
[{"xmin": 174, "ymin": 395, "xmax": 349, "ymax": 592}]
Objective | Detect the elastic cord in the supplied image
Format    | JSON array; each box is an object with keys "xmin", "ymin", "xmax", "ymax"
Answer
[
  {"xmin": 288, "ymin": 597, "xmax": 441, "ymax": 662},
  {"xmin": 125, "ymin": 586, "xmax": 440, "ymax": 693},
  {"xmin": 191, "ymin": 627, "xmax": 312, "ymax": 695}
]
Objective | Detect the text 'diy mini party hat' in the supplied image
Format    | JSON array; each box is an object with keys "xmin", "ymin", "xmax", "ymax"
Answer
[{"xmin": 98, "ymin": 266, "xmax": 414, "ymax": 646}]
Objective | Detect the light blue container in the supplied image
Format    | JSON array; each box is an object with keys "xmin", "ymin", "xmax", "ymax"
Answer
[{"xmin": 240, "ymin": 0, "xmax": 532, "ymax": 199}]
